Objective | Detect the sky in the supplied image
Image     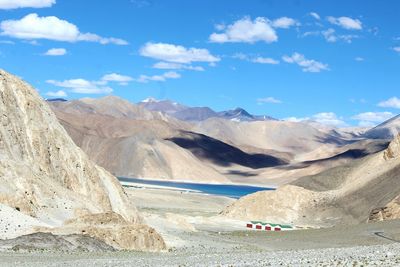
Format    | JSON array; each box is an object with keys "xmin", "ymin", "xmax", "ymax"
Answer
[{"xmin": 0, "ymin": 0, "xmax": 400, "ymax": 127}]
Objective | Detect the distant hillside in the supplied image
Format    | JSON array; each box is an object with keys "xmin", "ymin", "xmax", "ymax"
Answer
[
  {"xmin": 223, "ymin": 135, "xmax": 400, "ymax": 228},
  {"xmin": 363, "ymin": 114, "xmax": 400, "ymax": 139},
  {"xmin": 138, "ymin": 98, "xmax": 276, "ymax": 122}
]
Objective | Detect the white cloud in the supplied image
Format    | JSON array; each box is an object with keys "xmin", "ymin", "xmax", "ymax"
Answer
[
  {"xmin": 214, "ymin": 23, "xmax": 226, "ymax": 31},
  {"xmin": 233, "ymin": 53, "xmax": 279, "ymax": 65},
  {"xmin": 285, "ymin": 116, "xmax": 310, "ymax": 123},
  {"xmin": 312, "ymin": 112, "xmax": 346, "ymax": 127},
  {"xmin": 393, "ymin": 47, "xmax": 400, "ymax": 53},
  {"xmin": 285, "ymin": 112, "xmax": 346, "ymax": 127},
  {"xmin": 378, "ymin": 97, "xmax": 400, "ymax": 109},
  {"xmin": 322, "ymin": 28, "xmax": 358, "ymax": 43},
  {"xmin": 0, "ymin": 13, "xmax": 128, "ymax": 45},
  {"xmin": 271, "ymin": 17, "xmax": 298, "ymax": 29},
  {"xmin": 355, "ymin": 57, "xmax": 364, "ymax": 61},
  {"xmin": 44, "ymin": 48, "xmax": 66, "ymax": 56},
  {"xmin": 251, "ymin": 57, "xmax": 280, "ymax": 64},
  {"xmin": 45, "ymin": 90, "xmax": 67, "ymax": 98},
  {"xmin": 47, "ymin": 79, "xmax": 113, "ymax": 94},
  {"xmin": 351, "ymin": 112, "xmax": 394, "ymax": 126},
  {"xmin": 257, "ymin": 97, "xmax": 282, "ymax": 104},
  {"xmin": 136, "ymin": 71, "xmax": 181, "ymax": 83},
  {"xmin": 140, "ymin": 42, "xmax": 219, "ymax": 64},
  {"xmin": 209, "ymin": 17, "xmax": 278, "ymax": 44},
  {"xmin": 232, "ymin": 53, "xmax": 248, "ymax": 60},
  {"xmin": 302, "ymin": 31, "xmax": 319, "ymax": 37},
  {"xmin": 322, "ymin": 28, "xmax": 337, "ymax": 42},
  {"xmin": 282, "ymin": 52, "xmax": 329, "ymax": 72},
  {"xmin": 0, "ymin": 0, "xmax": 55, "ymax": 9},
  {"xmin": 0, "ymin": 40, "xmax": 15, "ymax": 44},
  {"xmin": 327, "ymin": 16, "xmax": 362, "ymax": 30},
  {"xmin": 309, "ymin": 12, "xmax": 321, "ymax": 20},
  {"xmin": 101, "ymin": 73, "xmax": 133, "ymax": 85},
  {"xmin": 152, "ymin": 62, "xmax": 204, "ymax": 71}
]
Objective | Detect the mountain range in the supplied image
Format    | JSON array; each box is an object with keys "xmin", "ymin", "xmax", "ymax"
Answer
[
  {"xmin": 138, "ymin": 97, "xmax": 276, "ymax": 122},
  {"xmin": 47, "ymin": 95, "xmax": 399, "ymax": 186},
  {"xmin": 2, "ymin": 68, "xmax": 400, "ymax": 248}
]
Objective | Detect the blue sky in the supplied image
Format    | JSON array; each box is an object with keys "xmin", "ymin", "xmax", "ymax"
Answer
[{"xmin": 0, "ymin": 0, "xmax": 400, "ymax": 127}]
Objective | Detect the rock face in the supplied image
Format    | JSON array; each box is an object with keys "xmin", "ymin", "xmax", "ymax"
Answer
[
  {"xmin": 223, "ymin": 134, "xmax": 400, "ymax": 227},
  {"xmin": 0, "ymin": 232, "xmax": 116, "ymax": 252},
  {"xmin": 384, "ymin": 134, "xmax": 400, "ymax": 160},
  {"xmin": 368, "ymin": 197, "xmax": 400, "ymax": 222},
  {"xmin": 369, "ymin": 135, "xmax": 400, "ymax": 222},
  {"xmin": 0, "ymin": 70, "xmax": 165, "ymax": 251}
]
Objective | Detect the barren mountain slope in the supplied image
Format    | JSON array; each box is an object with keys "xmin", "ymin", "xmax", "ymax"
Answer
[
  {"xmin": 0, "ymin": 70, "xmax": 165, "ymax": 251},
  {"xmin": 51, "ymin": 98, "xmax": 294, "ymax": 184},
  {"xmin": 50, "ymin": 97, "xmax": 385, "ymax": 186},
  {"xmin": 222, "ymin": 135, "xmax": 400, "ymax": 228},
  {"xmin": 193, "ymin": 118, "xmax": 350, "ymax": 160},
  {"xmin": 52, "ymin": 110, "xmax": 230, "ymax": 183},
  {"xmin": 51, "ymin": 96, "xmax": 190, "ymax": 130},
  {"xmin": 363, "ymin": 114, "xmax": 400, "ymax": 139}
]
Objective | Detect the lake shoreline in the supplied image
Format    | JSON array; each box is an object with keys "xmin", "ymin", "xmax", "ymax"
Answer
[{"xmin": 118, "ymin": 177, "xmax": 276, "ymax": 199}]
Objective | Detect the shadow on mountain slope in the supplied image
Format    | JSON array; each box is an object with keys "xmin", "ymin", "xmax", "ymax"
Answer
[
  {"xmin": 166, "ymin": 131, "xmax": 288, "ymax": 169},
  {"xmin": 304, "ymin": 140, "xmax": 389, "ymax": 165}
]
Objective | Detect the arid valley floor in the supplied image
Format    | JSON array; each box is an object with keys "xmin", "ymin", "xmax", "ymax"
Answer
[{"xmin": 1, "ymin": 185, "xmax": 400, "ymax": 266}]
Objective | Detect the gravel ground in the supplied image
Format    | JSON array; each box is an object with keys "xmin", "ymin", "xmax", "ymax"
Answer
[
  {"xmin": 0, "ymin": 243, "xmax": 400, "ymax": 266},
  {"xmin": 2, "ymin": 188, "xmax": 400, "ymax": 266}
]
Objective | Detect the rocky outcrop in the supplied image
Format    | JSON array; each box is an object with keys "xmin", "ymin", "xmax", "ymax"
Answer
[
  {"xmin": 369, "ymin": 196, "xmax": 400, "ymax": 222},
  {"xmin": 384, "ymin": 134, "xmax": 400, "ymax": 160},
  {"xmin": 368, "ymin": 135, "xmax": 400, "ymax": 222},
  {"xmin": 45, "ymin": 212, "xmax": 166, "ymax": 251},
  {"xmin": 0, "ymin": 232, "xmax": 116, "ymax": 252},
  {"xmin": 0, "ymin": 70, "xmax": 165, "ymax": 251}
]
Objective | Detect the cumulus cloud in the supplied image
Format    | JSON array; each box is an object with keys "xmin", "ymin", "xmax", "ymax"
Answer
[
  {"xmin": 101, "ymin": 73, "xmax": 133, "ymax": 85},
  {"xmin": 47, "ymin": 79, "xmax": 113, "ymax": 94},
  {"xmin": 271, "ymin": 17, "xmax": 298, "ymax": 29},
  {"xmin": 322, "ymin": 28, "xmax": 359, "ymax": 43},
  {"xmin": 285, "ymin": 116, "xmax": 310, "ymax": 123},
  {"xmin": 257, "ymin": 97, "xmax": 282, "ymax": 104},
  {"xmin": 0, "ymin": 0, "xmax": 55, "ymax": 9},
  {"xmin": 309, "ymin": 12, "xmax": 321, "ymax": 20},
  {"xmin": 312, "ymin": 112, "xmax": 346, "ymax": 127},
  {"xmin": 45, "ymin": 90, "xmax": 67, "ymax": 98},
  {"xmin": 136, "ymin": 71, "xmax": 181, "ymax": 83},
  {"xmin": 327, "ymin": 16, "xmax": 362, "ymax": 30},
  {"xmin": 209, "ymin": 17, "xmax": 278, "ymax": 44},
  {"xmin": 44, "ymin": 48, "xmax": 66, "ymax": 56},
  {"xmin": 285, "ymin": 112, "xmax": 346, "ymax": 127},
  {"xmin": 378, "ymin": 97, "xmax": 400, "ymax": 109},
  {"xmin": 351, "ymin": 111, "xmax": 394, "ymax": 126},
  {"xmin": 233, "ymin": 53, "xmax": 279, "ymax": 65},
  {"xmin": 140, "ymin": 42, "xmax": 219, "ymax": 64},
  {"xmin": 282, "ymin": 52, "xmax": 329, "ymax": 72},
  {"xmin": 152, "ymin": 62, "xmax": 204, "ymax": 71},
  {"xmin": 251, "ymin": 57, "xmax": 280, "ymax": 64},
  {"xmin": 0, "ymin": 13, "xmax": 128, "ymax": 45}
]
